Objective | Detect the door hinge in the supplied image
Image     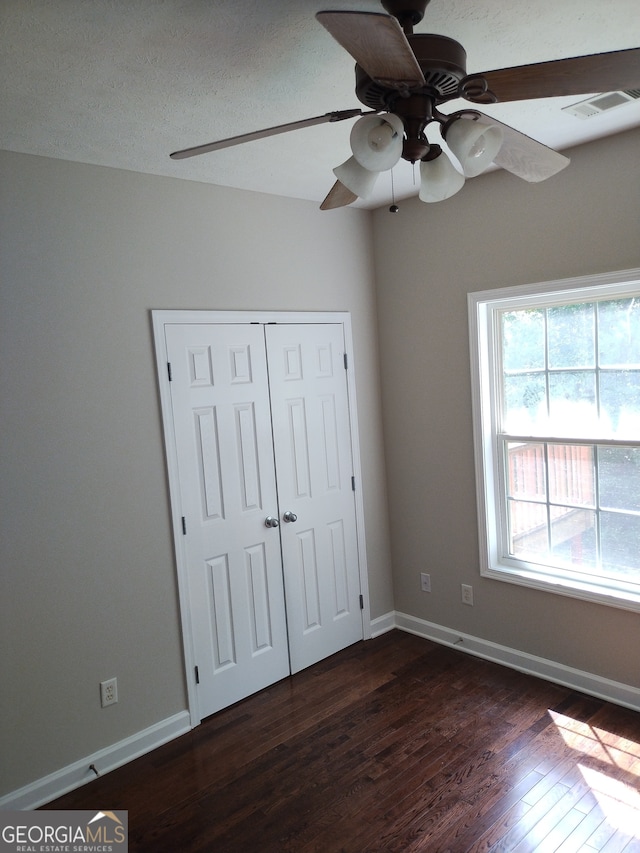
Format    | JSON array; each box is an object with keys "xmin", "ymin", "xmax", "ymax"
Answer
[
  {"xmin": 167, "ymin": 362, "xmax": 173, "ymax": 381},
  {"xmin": 351, "ymin": 476, "xmax": 356, "ymax": 492},
  {"xmin": 181, "ymin": 516, "xmax": 187, "ymax": 535},
  {"xmin": 359, "ymin": 594, "xmax": 364, "ymax": 610},
  {"xmin": 344, "ymin": 353, "xmax": 348, "ymax": 370},
  {"xmin": 195, "ymin": 665, "xmax": 200, "ymax": 684}
]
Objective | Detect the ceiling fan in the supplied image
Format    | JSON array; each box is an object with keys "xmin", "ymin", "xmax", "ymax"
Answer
[{"xmin": 170, "ymin": 0, "xmax": 640, "ymax": 209}]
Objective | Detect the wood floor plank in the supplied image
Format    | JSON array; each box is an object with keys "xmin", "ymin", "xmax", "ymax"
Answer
[
  {"xmin": 554, "ymin": 807, "xmax": 608, "ymax": 853},
  {"xmin": 41, "ymin": 631, "xmax": 640, "ymax": 853},
  {"xmin": 600, "ymin": 830, "xmax": 638, "ymax": 853}
]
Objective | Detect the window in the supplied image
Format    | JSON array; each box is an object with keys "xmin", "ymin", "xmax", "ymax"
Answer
[{"xmin": 469, "ymin": 269, "xmax": 640, "ymax": 611}]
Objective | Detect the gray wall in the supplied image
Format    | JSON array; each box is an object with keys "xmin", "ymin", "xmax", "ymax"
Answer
[
  {"xmin": 373, "ymin": 126, "xmax": 640, "ymax": 686},
  {"xmin": 3, "ymin": 127, "xmax": 640, "ymax": 801},
  {"xmin": 0, "ymin": 151, "xmax": 393, "ymax": 796}
]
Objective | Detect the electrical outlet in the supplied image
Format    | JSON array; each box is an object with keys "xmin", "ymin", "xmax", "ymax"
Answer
[
  {"xmin": 420, "ymin": 572, "xmax": 431, "ymax": 592},
  {"xmin": 100, "ymin": 678, "xmax": 118, "ymax": 708},
  {"xmin": 461, "ymin": 584, "xmax": 474, "ymax": 606}
]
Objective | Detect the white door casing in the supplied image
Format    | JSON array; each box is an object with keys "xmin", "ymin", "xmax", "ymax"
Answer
[{"xmin": 153, "ymin": 311, "xmax": 371, "ymax": 725}]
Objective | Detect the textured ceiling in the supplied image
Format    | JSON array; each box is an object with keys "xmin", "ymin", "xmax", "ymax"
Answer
[{"xmin": 2, "ymin": 0, "xmax": 639, "ymax": 209}]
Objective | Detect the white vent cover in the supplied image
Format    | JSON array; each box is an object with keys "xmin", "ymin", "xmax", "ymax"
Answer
[{"xmin": 562, "ymin": 89, "xmax": 640, "ymax": 119}]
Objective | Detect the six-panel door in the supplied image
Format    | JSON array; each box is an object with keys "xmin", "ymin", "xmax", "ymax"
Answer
[
  {"xmin": 164, "ymin": 322, "xmax": 363, "ymax": 719},
  {"xmin": 165, "ymin": 324, "xmax": 290, "ymax": 717},
  {"xmin": 266, "ymin": 324, "xmax": 363, "ymax": 673}
]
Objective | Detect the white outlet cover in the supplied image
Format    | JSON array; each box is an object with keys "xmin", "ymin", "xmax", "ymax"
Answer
[{"xmin": 100, "ymin": 678, "xmax": 118, "ymax": 707}]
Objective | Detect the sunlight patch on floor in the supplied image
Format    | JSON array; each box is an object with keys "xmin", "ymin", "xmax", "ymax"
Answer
[
  {"xmin": 549, "ymin": 709, "xmax": 640, "ymax": 839},
  {"xmin": 578, "ymin": 764, "xmax": 640, "ymax": 838}
]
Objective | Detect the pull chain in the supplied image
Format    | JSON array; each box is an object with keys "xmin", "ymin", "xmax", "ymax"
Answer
[{"xmin": 389, "ymin": 168, "xmax": 399, "ymax": 214}]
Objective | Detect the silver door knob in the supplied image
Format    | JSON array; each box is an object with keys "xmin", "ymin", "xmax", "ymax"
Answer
[
  {"xmin": 264, "ymin": 516, "xmax": 279, "ymax": 528},
  {"xmin": 283, "ymin": 511, "xmax": 298, "ymax": 523}
]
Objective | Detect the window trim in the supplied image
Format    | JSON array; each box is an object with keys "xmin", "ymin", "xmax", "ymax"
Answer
[{"xmin": 468, "ymin": 268, "xmax": 640, "ymax": 612}]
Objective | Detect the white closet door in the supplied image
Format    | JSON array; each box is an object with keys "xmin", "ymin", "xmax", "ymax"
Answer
[
  {"xmin": 165, "ymin": 324, "xmax": 290, "ymax": 718},
  {"xmin": 265, "ymin": 324, "xmax": 363, "ymax": 673}
]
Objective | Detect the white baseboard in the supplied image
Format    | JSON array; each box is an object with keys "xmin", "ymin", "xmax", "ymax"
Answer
[
  {"xmin": 7, "ymin": 614, "xmax": 638, "ymax": 810},
  {"xmin": 1, "ymin": 710, "xmax": 192, "ymax": 811},
  {"xmin": 391, "ymin": 611, "xmax": 640, "ymax": 713},
  {"xmin": 370, "ymin": 611, "xmax": 396, "ymax": 637}
]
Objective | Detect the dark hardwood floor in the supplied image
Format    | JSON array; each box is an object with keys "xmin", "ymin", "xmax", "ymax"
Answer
[{"xmin": 45, "ymin": 631, "xmax": 640, "ymax": 852}]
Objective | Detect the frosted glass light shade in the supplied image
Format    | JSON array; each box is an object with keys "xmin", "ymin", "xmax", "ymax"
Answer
[
  {"xmin": 350, "ymin": 113, "xmax": 404, "ymax": 171},
  {"xmin": 333, "ymin": 157, "xmax": 379, "ymax": 199},
  {"xmin": 419, "ymin": 153, "xmax": 465, "ymax": 203},
  {"xmin": 445, "ymin": 118, "xmax": 503, "ymax": 177}
]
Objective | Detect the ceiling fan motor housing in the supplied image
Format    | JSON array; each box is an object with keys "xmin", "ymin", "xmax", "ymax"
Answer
[
  {"xmin": 381, "ymin": 0, "xmax": 431, "ymax": 29},
  {"xmin": 354, "ymin": 34, "xmax": 467, "ymax": 110}
]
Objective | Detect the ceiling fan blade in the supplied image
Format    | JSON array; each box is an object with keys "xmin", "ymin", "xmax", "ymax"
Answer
[
  {"xmin": 473, "ymin": 113, "xmax": 570, "ymax": 182},
  {"xmin": 464, "ymin": 47, "xmax": 640, "ymax": 103},
  {"xmin": 170, "ymin": 109, "xmax": 365, "ymax": 160},
  {"xmin": 320, "ymin": 180, "xmax": 359, "ymax": 210},
  {"xmin": 316, "ymin": 11, "xmax": 426, "ymax": 89}
]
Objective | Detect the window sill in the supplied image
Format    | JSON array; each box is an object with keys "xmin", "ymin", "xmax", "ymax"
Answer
[{"xmin": 481, "ymin": 562, "xmax": 640, "ymax": 614}]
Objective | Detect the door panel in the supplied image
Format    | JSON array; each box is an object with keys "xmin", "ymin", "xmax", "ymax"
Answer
[
  {"xmin": 165, "ymin": 324, "xmax": 290, "ymax": 718},
  {"xmin": 266, "ymin": 324, "xmax": 363, "ymax": 673}
]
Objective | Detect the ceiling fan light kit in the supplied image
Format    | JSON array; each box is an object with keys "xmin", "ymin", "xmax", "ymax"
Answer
[
  {"xmin": 332, "ymin": 112, "xmax": 405, "ymax": 199},
  {"xmin": 333, "ymin": 156, "xmax": 380, "ymax": 198},
  {"xmin": 443, "ymin": 116, "xmax": 504, "ymax": 177},
  {"xmin": 418, "ymin": 145, "xmax": 465, "ymax": 202},
  {"xmin": 169, "ymin": 0, "xmax": 640, "ymax": 211},
  {"xmin": 349, "ymin": 113, "xmax": 405, "ymax": 170}
]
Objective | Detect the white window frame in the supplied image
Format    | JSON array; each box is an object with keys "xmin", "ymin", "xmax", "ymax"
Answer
[{"xmin": 469, "ymin": 268, "xmax": 640, "ymax": 612}]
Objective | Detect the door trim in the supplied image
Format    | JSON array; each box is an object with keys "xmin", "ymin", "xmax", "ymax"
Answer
[{"xmin": 152, "ymin": 310, "xmax": 371, "ymax": 726}]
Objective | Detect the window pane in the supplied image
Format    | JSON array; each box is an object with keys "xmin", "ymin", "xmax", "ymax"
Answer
[
  {"xmin": 598, "ymin": 446, "xmax": 640, "ymax": 512},
  {"xmin": 549, "ymin": 371, "xmax": 597, "ymax": 433},
  {"xmin": 506, "ymin": 442, "xmax": 546, "ymax": 500},
  {"xmin": 548, "ymin": 444, "xmax": 595, "ymax": 507},
  {"xmin": 600, "ymin": 512, "xmax": 640, "ymax": 579},
  {"xmin": 600, "ymin": 370, "xmax": 640, "ymax": 436},
  {"xmin": 598, "ymin": 298, "xmax": 640, "ymax": 367},
  {"xmin": 503, "ymin": 374, "xmax": 547, "ymax": 432},
  {"xmin": 508, "ymin": 500, "xmax": 548, "ymax": 560},
  {"xmin": 550, "ymin": 506, "xmax": 597, "ymax": 570},
  {"xmin": 502, "ymin": 309, "xmax": 545, "ymax": 371},
  {"xmin": 473, "ymin": 273, "xmax": 640, "ymax": 608},
  {"xmin": 548, "ymin": 303, "xmax": 595, "ymax": 368}
]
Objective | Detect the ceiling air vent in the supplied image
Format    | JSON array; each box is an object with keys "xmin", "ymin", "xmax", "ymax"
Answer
[{"xmin": 562, "ymin": 89, "xmax": 640, "ymax": 119}]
